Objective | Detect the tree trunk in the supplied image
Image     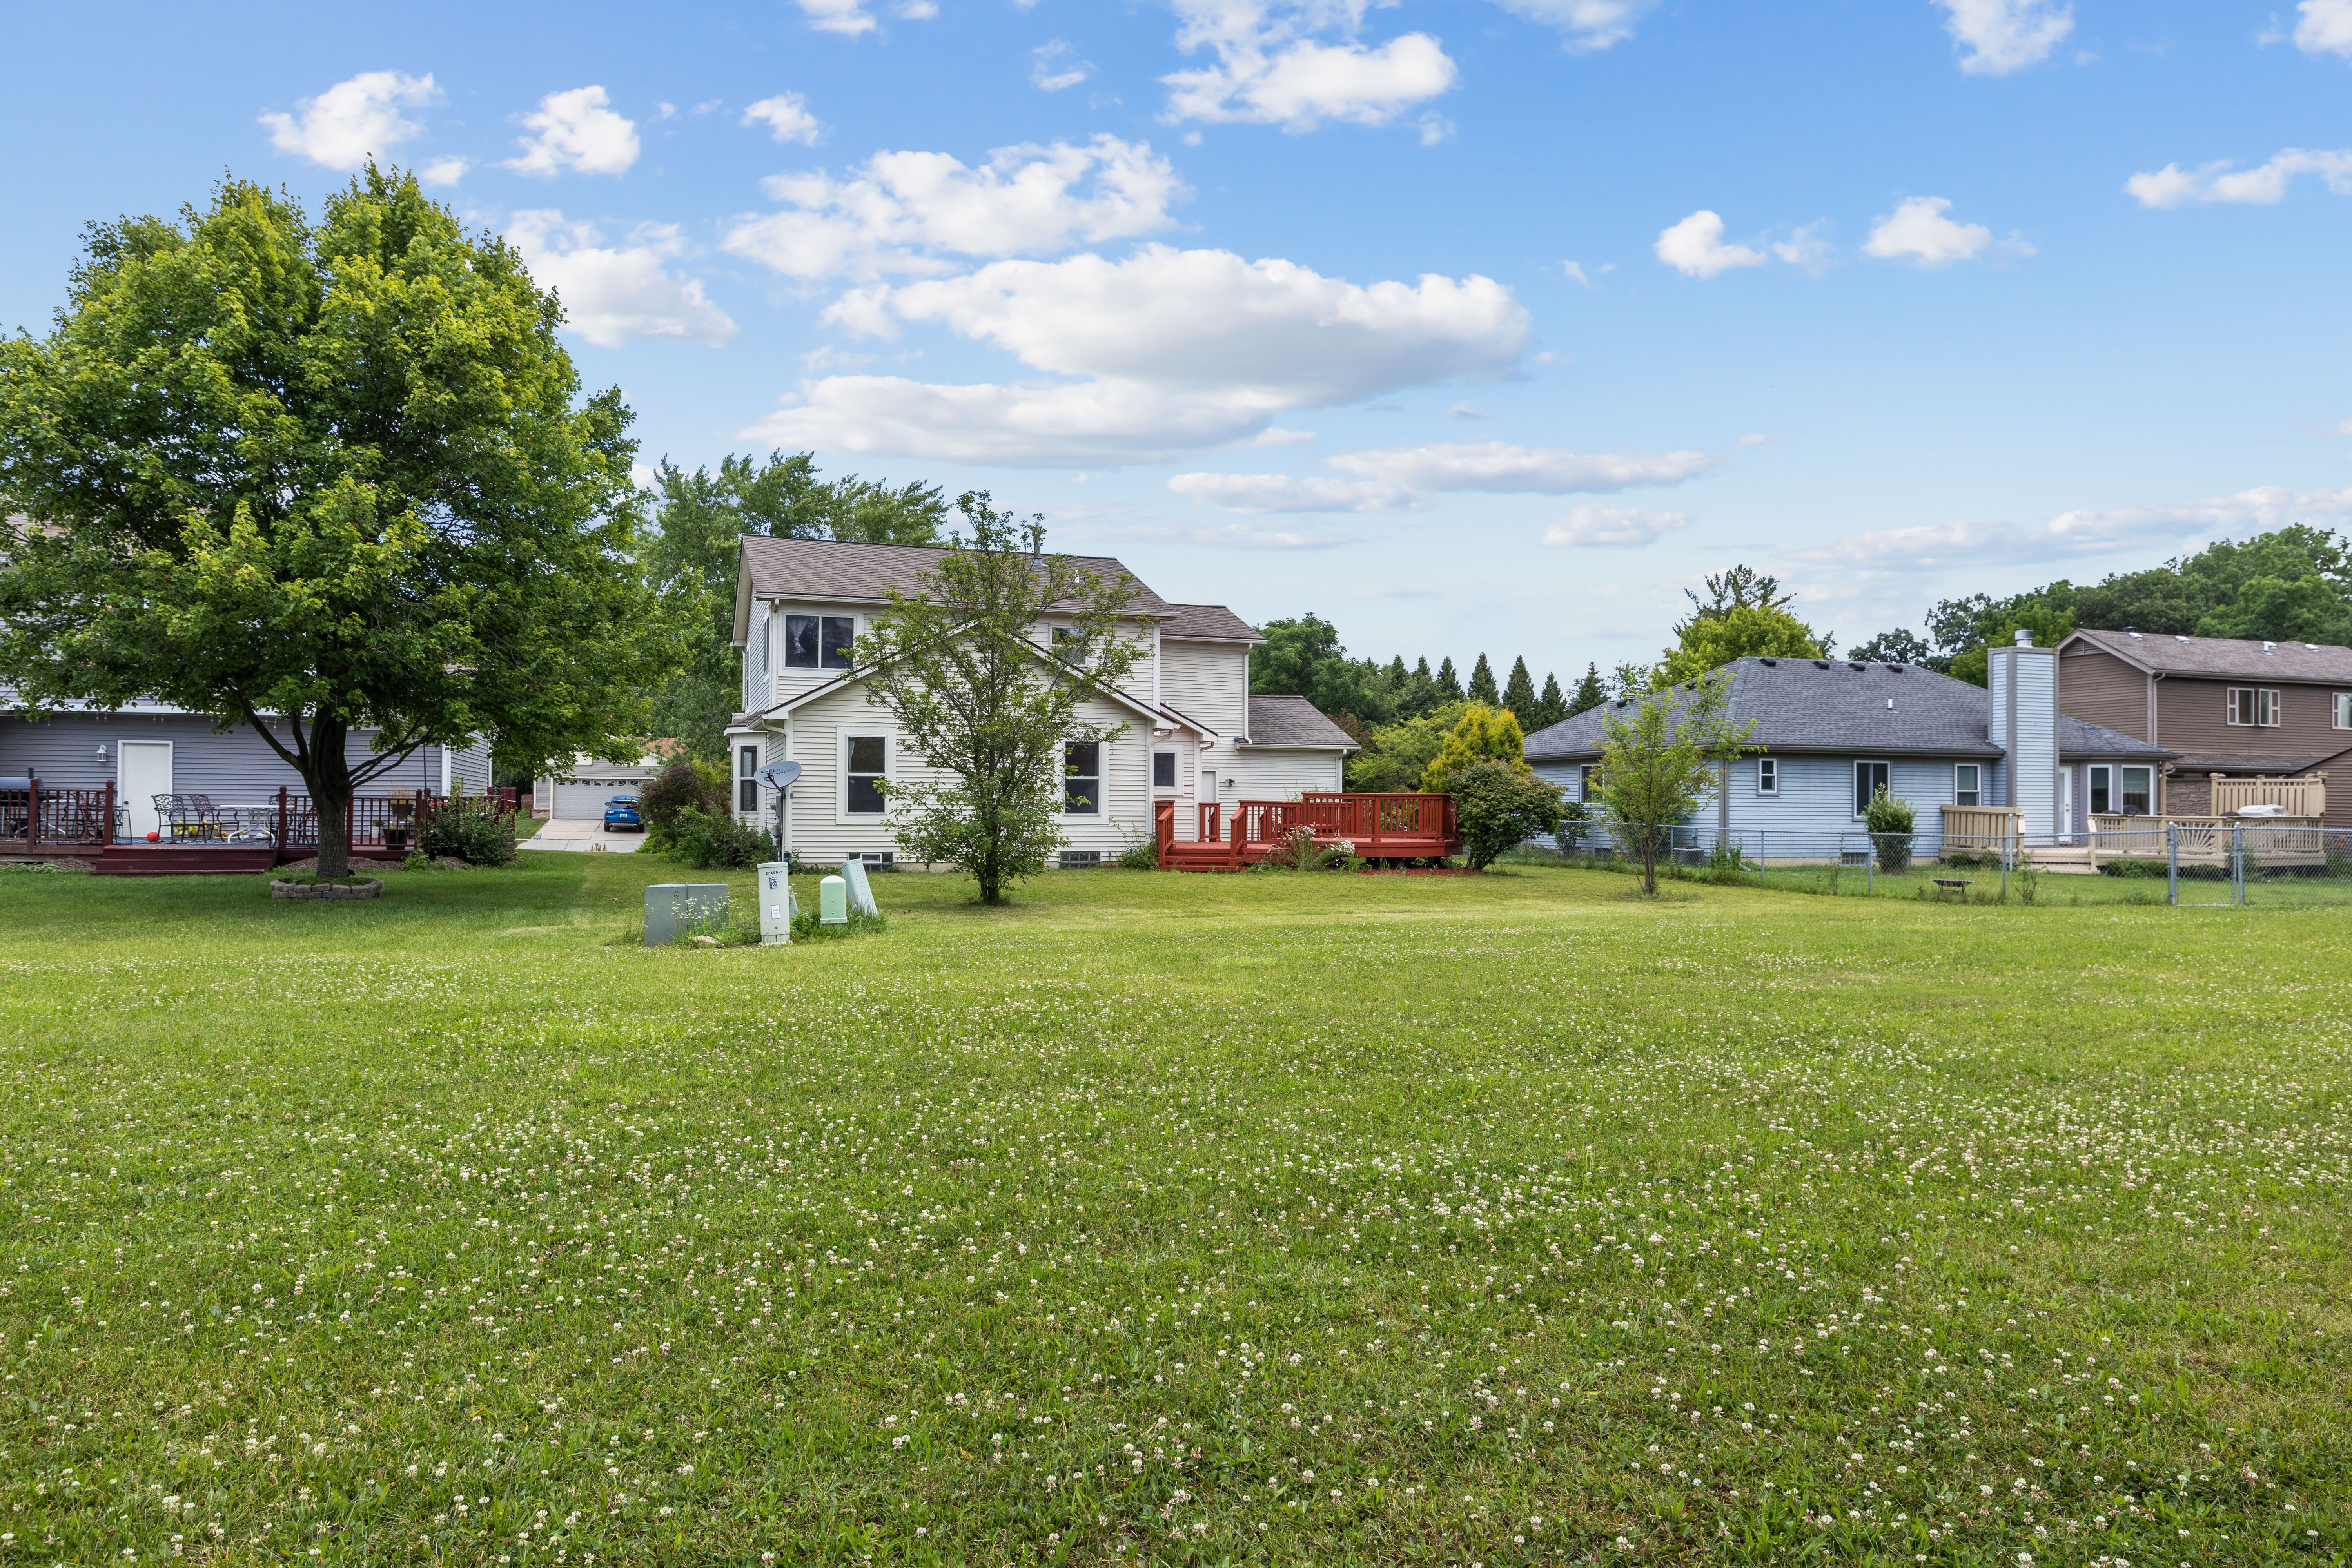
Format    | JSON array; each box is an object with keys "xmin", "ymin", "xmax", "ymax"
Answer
[
  {"xmin": 1641, "ymin": 827, "xmax": 1659, "ymax": 895},
  {"xmin": 307, "ymin": 717, "xmax": 356, "ymax": 880}
]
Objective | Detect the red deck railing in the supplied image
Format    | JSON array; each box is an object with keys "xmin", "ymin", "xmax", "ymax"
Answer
[
  {"xmin": 0, "ymin": 781, "xmax": 118, "ymax": 850},
  {"xmin": 1156, "ymin": 791, "xmax": 1459, "ymax": 869},
  {"xmin": 3, "ymin": 780, "xmax": 515, "ymax": 857}
]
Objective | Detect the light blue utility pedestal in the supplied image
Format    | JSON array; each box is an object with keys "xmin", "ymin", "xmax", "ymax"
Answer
[
  {"xmin": 756, "ymin": 862, "xmax": 797, "ymax": 945},
  {"xmin": 644, "ymin": 883, "xmax": 728, "ymax": 946},
  {"xmin": 818, "ymin": 874, "xmax": 848, "ymax": 926},
  {"xmin": 840, "ymin": 857, "xmax": 880, "ymax": 918}
]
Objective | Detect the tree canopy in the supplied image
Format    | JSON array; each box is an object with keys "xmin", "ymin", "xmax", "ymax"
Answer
[
  {"xmin": 1657, "ymin": 604, "xmax": 1828, "ymax": 685},
  {"xmin": 0, "ymin": 170, "xmax": 666, "ymax": 877}
]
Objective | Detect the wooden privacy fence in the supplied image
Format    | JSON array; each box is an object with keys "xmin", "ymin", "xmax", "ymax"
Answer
[
  {"xmin": 2210, "ymin": 772, "xmax": 2326, "ymax": 818},
  {"xmin": 1938, "ymin": 804, "xmax": 2020, "ymax": 854}
]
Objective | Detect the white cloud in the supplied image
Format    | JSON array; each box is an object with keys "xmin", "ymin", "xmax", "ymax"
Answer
[
  {"xmin": 755, "ymin": 246, "xmax": 1529, "ymax": 464},
  {"xmin": 506, "ymin": 86, "xmax": 639, "ymax": 178},
  {"xmin": 896, "ymin": 0, "xmax": 939, "ymax": 16},
  {"xmin": 1654, "ymin": 210, "xmax": 1766, "ymax": 278},
  {"xmin": 2125, "ymin": 148, "xmax": 2352, "ymax": 207},
  {"xmin": 1791, "ymin": 486, "xmax": 2352, "ymax": 571},
  {"xmin": 2295, "ymin": 0, "xmax": 2352, "ymax": 58},
  {"xmin": 1162, "ymin": 0, "xmax": 1458, "ymax": 131},
  {"xmin": 505, "ymin": 211, "xmax": 738, "ymax": 348},
  {"xmin": 1169, "ymin": 441, "xmax": 1715, "ymax": 512},
  {"xmin": 1862, "ymin": 196, "xmax": 2018, "ymax": 266},
  {"xmin": 1058, "ymin": 514, "xmax": 1352, "ymax": 550},
  {"xmin": 1769, "ymin": 220, "xmax": 1836, "ymax": 270},
  {"xmin": 1032, "ymin": 40, "xmax": 1094, "ymax": 91},
  {"xmin": 1542, "ymin": 505, "xmax": 1691, "ymax": 547},
  {"xmin": 722, "ymin": 136, "xmax": 1185, "ymax": 282},
  {"xmin": 260, "ymin": 71, "xmax": 439, "ymax": 172},
  {"xmin": 418, "ymin": 156, "xmax": 470, "ymax": 187},
  {"xmin": 795, "ymin": 0, "xmax": 880, "ymax": 34},
  {"xmin": 742, "ymin": 93, "xmax": 824, "ymax": 145},
  {"xmin": 1488, "ymin": 0, "xmax": 1653, "ymax": 53},
  {"xmin": 1252, "ymin": 426, "xmax": 1317, "ymax": 445},
  {"xmin": 1933, "ymin": 0, "xmax": 2073, "ymax": 75},
  {"xmin": 1562, "ymin": 261, "xmax": 1591, "ymax": 286},
  {"xmin": 1330, "ymin": 441, "xmax": 1714, "ymax": 493}
]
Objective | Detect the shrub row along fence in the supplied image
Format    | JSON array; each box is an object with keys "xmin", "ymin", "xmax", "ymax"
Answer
[{"xmin": 1533, "ymin": 821, "xmax": 2352, "ymax": 906}]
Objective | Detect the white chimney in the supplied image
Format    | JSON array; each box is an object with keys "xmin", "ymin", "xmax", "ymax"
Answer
[{"xmin": 1989, "ymin": 632, "xmax": 2060, "ymax": 835}]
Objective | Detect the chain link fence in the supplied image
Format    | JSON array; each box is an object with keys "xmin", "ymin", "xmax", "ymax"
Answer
[{"xmin": 1523, "ymin": 820, "xmax": 2352, "ymax": 906}]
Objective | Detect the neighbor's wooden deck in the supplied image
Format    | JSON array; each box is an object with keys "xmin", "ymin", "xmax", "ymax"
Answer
[{"xmin": 1156, "ymin": 792, "xmax": 1460, "ymax": 871}]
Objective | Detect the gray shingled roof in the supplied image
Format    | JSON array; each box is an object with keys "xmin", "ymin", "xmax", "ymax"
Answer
[
  {"xmin": 1245, "ymin": 695, "xmax": 1356, "ymax": 749},
  {"xmin": 739, "ymin": 536, "xmax": 1172, "ymax": 615},
  {"xmin": 1522, "ymin": 657, "xmax": 2172, "ymax": 762},
  {"xmin": 2066, "ymin": 628, "xmax": 2352, "ymax": 682},
  {"xmin": 2165, "ymin": 750, "xmax": 2351, "ymax": 774},
  {"xmin": 1159, "ymin": 603, "xmax": 1262, "ymax": 642}
]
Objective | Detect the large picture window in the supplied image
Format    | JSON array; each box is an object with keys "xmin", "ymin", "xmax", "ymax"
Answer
[
  {"xmin": 1064, "ymin": 741, "xmax": 1102, "ymax": 814},
  {"xmin": 845, "ymin": 736, "xmax": 887, "ymax": 813},
  {"xmin": 786, "ymin": 614, "xmax": 857, "ymax": 670},
  {"xmin": 1954, "ymin": 762, "xmax": 1981, "ymax": 807},
  {"xmin": 1853, "ymin": 760, "xmax": 1890, "ymax": 816},
  {"xmin": 2225, "ymin": 686, "xmax": 2279, "ymax": 727}
]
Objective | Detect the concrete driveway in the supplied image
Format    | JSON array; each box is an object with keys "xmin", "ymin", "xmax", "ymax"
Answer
[{"xmin": 528, "ymin": 818, "xmax": 648, "ymax": 853}]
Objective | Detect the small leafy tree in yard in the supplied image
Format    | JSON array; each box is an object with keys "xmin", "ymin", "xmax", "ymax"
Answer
[
  {"xmin": 1862, "ymin": 786, "xmax": 1916, "ymax": 872},
  {"xmin": 1594, "ymin": 673, "xmax": 1756, "ymax": 894},
  {"xmin": 1420, "ymin": 703, "xmax": 1528, "ymax": 793},
  {"xmin": 1451, "ymin": 760, "xmax": 1564, "ymax": 870},
  {"xmin": 0, "ymin": 171, "xmax": 666, "ymax": 880},
  {"xmin": 853, "ymin": 494, "xmax": 1145, "ymax": 905}
]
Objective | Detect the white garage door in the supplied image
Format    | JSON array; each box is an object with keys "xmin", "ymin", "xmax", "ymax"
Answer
[{"xmin": 553, "ymin": 780, "xmax": 639, "ymax": 818}]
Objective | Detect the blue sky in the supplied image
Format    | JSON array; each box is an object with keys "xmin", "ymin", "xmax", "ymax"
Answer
[{"xmin": 4, "ymin": 0, "xmax": 2350, "ymax": 684}]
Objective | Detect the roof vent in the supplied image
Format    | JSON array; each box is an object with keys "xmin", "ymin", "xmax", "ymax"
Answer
[
  {"xmin": 1886, "ymin": 697, "xmax": 1895, "ymax": 709},
  {"xmin": 2014, "ymin": 629, "xmax": 2032, "ymax": 647},
  {"xmin": 1885, "ymin": 662, "xmax": 1905, "ymax": 672},
  {"xmin": 2175, "ymin": 635, "xmax": 2189, "ymax": 643},
  {"xmin": 2128, "ymin": 631, "xmax": 2143, "ymax": 639},
  {"xmin": 1812, "ymin": 659, "xmax": 1830, "ymax": 670},
  {"xmin": 1848, "ymin": 661, "xmax": 1865, "ymax": 671},
  {"xmin": 1759, "ymin": 657, "xmax": 1778, "ymax": 667},
  {"xmin": 2307, "ymin": 643, "xmax": 2321, "ymax": 650},
  {"xmin": 2263, "ymin": 641, "xmax": 2276, "ymax": 655}
]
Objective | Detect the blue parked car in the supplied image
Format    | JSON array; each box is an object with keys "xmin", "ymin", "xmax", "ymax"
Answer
[{"xmin": 602, "ymin": 796, "xmax": 642, "ymax": 832}]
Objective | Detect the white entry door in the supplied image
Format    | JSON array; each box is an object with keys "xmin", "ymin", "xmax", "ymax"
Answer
[
  {"xmin": 2059, "ymin": 767, "xmax": 2074, "ymax": 839},
  {"xmin": 119, "ymin": 741, "xmax": 173, "ymax": 840}
]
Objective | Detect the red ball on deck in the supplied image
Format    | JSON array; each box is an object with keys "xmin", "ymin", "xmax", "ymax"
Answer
[{"xmin": 146, "ymin": 830, "xmax": 159, "ymax": 843}]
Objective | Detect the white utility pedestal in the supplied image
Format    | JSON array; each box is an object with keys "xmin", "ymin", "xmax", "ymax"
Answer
[{"xmin": 757, "ymin": 861, "xmax": 796, "ymax": 945}]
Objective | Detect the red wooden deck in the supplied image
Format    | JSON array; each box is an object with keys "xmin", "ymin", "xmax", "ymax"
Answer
[
  {"xmin": 1156, "ymin": 791, "xmax": 1459, "ymax": 871},
  {"xmin": 2, "ymin": 780, "xmax": 515, "ymax": 874}
]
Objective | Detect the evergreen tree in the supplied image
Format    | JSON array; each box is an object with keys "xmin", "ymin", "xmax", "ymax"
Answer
[
  {"xmin": 1535, "ymin": 671, "xmax": 1566, "ymax": 730},
  {"xmin": 1435, "ymin": 656, "xmax": 1464, "ymax": 701},
  {"xmin": 1568, "ymin": 663, "xmax": 1606, "ymax": 716},
  {"xmin": 1501, "ymin": 655, "xmax": 1537, "ymax": 720},
  {"xmin": 1467, "ymin": 653, "xmax": 1499, "ymax": 705}
]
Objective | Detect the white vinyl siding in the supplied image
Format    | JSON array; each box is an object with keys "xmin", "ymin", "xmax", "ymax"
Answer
[
  {"xmin": 1224, "ymin": 748, "xmax": 1344, "ymax": 800},
  {"xmin": 1158, "ymin": 639, "xmax": 1249, "ymax": 738}
]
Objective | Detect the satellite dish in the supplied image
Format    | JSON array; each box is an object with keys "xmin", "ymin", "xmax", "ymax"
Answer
[{"xmin": 754, "ymin": 759, "xmax": 803, "ymax": 789}]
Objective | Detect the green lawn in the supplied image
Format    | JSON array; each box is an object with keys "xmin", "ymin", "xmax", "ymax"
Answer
[{"xmin": 2, "ymin": 854, "xmax": 2345, "ymax": 1565}]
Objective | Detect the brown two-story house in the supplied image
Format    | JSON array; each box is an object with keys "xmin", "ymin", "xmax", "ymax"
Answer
[{"xmin": 2056, "ymin": 629, "xmax": 2352, "ymax": 827}]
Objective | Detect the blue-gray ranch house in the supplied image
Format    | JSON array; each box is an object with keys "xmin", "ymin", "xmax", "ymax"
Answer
[{"xmin": 1522, "ymin": 637, "xmax": 2171, "ymax": 860}]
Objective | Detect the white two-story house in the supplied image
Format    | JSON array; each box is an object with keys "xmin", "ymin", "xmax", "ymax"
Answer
[{"xmin": 722, "ymin": 537, "xmax": 1356, "ymax": 867}]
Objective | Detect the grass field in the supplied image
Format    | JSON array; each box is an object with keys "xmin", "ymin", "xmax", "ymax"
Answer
[{"xmin": 2, "ymin": 854, "xmax": 2346, "ymax": 1565}]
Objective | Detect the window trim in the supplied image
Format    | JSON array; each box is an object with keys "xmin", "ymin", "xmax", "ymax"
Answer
[
  {"xmin": 1151, "ymin": 749, "xmax": 1178, "ymax": 792},
  {"xmin": 1852, "ymin": 759, "xmax": 1890, "ymax": 818},
  {"xmin": 2226, "ymin": 685, "xmax": 2281, "ymax": 728},
  {"xmin": 1063, "ymin": 738, "xmax": 1104, "ymax": 817},
  {"xmin": 840, "ymin": 731, "xmax": 889, "ymax": 820},
  {"xmin": 737, "ymin": 745, "xmax": 761, "ymax": 815},
  {"xmin": 1755, "ymin": 757, "xmax": 1778, "ymax": 796},
  {"xmin": 786, "ymin": 612, "xmax": 858, "ymax": 671},
  {"xmin": 1953, "ymin": 762, "xmax": 1980, "ymax": 808},
  {"xmin": 2120, "ymin": 764, "xmax": 2153, "ymax": 816}
]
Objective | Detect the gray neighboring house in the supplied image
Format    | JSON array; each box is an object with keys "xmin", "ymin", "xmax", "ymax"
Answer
[
  {"xmin": 1522, "ymin": 641, "xmax": 2171, "ymax": 857},
  {"xmin": 0, "ymin": 693, "xmax": 490, "ymax": 842}
]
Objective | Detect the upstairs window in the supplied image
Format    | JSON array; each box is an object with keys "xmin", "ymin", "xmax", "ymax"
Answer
[
  {"xmin": 1052, "ymin": 626, "xmax": 1083, "ymax": 664},
  {"xmin": 2225, "ymin": 686, "xmax": 2279, "ymax": 727},
  {"xmin": 1152, "ymin": 750, "xmax": 1177, "ymax": 790},
  {"xmin": 1954, "ymin": 762, "xmax": 1980, "ymax": 807},
  {"xmin": 845, "ymin": 736, "xmax": 887, "ymax": 813},
  {"xmin": 787, "ymin": 614, "xmax": 856, "ymax": 670},
  {"xmin": 1065, "ymin": 741, "xmax": 1102, "ymax": 814},
  {"xmin": 2336, "ymin": 693, "xmax": 2352, "ymax": 730},
  {"xmin": 1756, "ymin": 757, "xmax": 1778, "ymax": 795}
]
